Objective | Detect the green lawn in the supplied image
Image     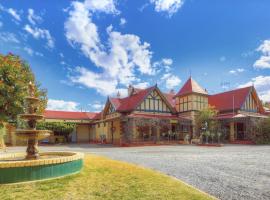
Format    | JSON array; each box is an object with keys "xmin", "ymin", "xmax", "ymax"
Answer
[{"xmin": 0, "ymin": 154, "xmax": 215, "ymax": 200}]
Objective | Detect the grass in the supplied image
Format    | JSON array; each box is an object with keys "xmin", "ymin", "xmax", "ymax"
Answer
[{"xmin": 0, "ymin": 154, "xmax": 214, "ymax": 200}]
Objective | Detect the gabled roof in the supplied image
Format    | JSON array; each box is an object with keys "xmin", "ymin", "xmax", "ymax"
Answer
[
  {"xmin": 208, "ymin": 86, "xmax": 252, "ymax": 112},
  {"xmin": 163, "ymin": 92, "xmax": 175, "ymax": 107},
  {"xmin": 44, "ymin": 110, "xmax": 97, "ymax": 120},
  {"xmin": 175, "ymin": 77, "xmax": 208, "ymax": 97},
  {"xmin": 115, "ymin": 86, "xmax": 156, "ymax": 112},
  {"xmin": 105, "ymin": 85, "xmax": 175, "ymax": 113}
]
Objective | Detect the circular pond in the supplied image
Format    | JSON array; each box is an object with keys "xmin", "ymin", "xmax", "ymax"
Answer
[{"xmin": 0, "ymin": 152, "xmax": 84, "ymax": 184}]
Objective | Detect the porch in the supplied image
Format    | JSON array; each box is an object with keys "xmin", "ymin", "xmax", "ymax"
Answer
[
  {"xmin": 217, "ymin": 112, "xmax": 268, "ymax": 143},
  {"xmin": 119, "ymin": 114, "xmax": 192, "ymax": 145}
]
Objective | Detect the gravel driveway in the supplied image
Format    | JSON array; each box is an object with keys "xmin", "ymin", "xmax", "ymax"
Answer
[{"xmin": 3, "ymin": 144, "xmax": 270, "ymax": 200}]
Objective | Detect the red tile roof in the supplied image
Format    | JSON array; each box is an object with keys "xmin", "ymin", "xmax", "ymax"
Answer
[
  {"xmin": 113, "ymin": 86, "xmax": 155, "ymax": 112},
  {"xmin": 163, "ymin": 92, "xmax": 176, "ymax": 107},
  {"xmin": 175, "ymin": 77, "xmax": 208, "ymax": 97},
  {"xmin": 209, "ymin": 87, "xmax": 252, "ymax": 112},
  {"xmin": 44, "ymin": 110, "xmax": 97, "ymax": 120}
]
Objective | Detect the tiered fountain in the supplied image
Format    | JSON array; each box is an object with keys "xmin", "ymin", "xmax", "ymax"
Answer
[{"xmin": 0, "ymin": 82, "xmax": 84, "ymax": 184}]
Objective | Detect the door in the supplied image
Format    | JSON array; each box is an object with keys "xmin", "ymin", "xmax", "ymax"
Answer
[{"xmin": 237, "ymin": 123, "xmax": 245, "ymax": 140}]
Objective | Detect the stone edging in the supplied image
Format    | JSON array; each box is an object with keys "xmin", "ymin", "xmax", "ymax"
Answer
[{"xmin": 0, "ymin": 152, "xmax": 84, "ymax": 168}]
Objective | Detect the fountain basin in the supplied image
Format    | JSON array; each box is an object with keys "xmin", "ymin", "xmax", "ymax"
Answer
[
  {"xmin": 0, "ymin": 152, "xmax": 84, "ymax": 184},
  {"xmin": 16, "ymin": 130, "xmax": 52, "ymax": 140},
  {"xmin": 19, "ymin": 114, "xmax": 44, "ymax": 120}
]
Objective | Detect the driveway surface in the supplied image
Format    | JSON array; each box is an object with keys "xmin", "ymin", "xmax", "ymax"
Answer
[{"xmin": 2, "ymin": 144, "xmax": 270, "ymax": 200}]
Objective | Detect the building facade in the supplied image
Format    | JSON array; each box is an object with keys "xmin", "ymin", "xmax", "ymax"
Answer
[{"xmin": 41, "ymin": 77, "xmax": 268, "ymax": 145}]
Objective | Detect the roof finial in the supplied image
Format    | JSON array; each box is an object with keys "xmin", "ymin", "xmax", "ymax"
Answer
[
  {"xmin": 117, "ymin": 91, "xmax": 121, "ymax": 98},
  {"xmin": 189, "ymin": 69, "xmax": 192, "ymax": 78}
]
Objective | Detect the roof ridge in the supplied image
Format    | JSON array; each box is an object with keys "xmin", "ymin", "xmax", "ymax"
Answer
[{"xmin": 211, "ymin": 86, "xmax": 252, "ymax": 96}]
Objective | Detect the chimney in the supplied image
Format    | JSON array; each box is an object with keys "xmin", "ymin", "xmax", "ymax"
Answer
[{"xmin": 128, "ymin": 85, "xmax": 134, "ymax": 96}]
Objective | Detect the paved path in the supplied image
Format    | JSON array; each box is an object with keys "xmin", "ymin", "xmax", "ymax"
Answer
[{"xmin": 2, "ymin": 144, "xmax": 270, "ymax": 200}]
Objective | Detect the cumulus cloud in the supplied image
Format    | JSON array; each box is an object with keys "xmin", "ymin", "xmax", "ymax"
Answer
[
  {"xmin": 24, "ymin": 24, "xmax": 54, "ymax": 48},
  {"xmin": 161, "ymin": 73, "xmax": 181, "ymax": 89},
  {"xmin": 84, "ymin": 0, "xmax": 119, "ymax": 14},
  {"xmin": 27, "ymin": 8, "xmax": 42, "ymax": 25},
  {"xmin": 238, "ymin": 76, "xmax": 270, "ymax": 102},
  {"xmin": 47, "ymin": 99, "xmax": 80, "ymax": 111},
  {"xmin": 150, "ymin": 0, "xmax": 184, "ymax": 17},
  {"xmin": 65, "ymin": 0, "xmax": 155, "ymax": 95},
  {"xmin": 253, "ymin": 40, "xmax": 270, "ymax": 69},
  {"xmin": 70, "ymin": 67, "xmax": 118, "ymax": 96}
]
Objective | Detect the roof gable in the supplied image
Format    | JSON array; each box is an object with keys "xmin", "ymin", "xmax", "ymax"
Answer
[
  {"xmin": 116, "ymin": 86, "xmax": 155, "ymax": 112},
  {"xmin": 135, "ymin": 88, "xmax": 175, "ymax": 113},
  {"xmin": 209, "ymin": 87, "xmax": 252, "ymax": 112},
  {"xmin": 175, "ymin": 77, "xmax": 208, "ymax": 97}
]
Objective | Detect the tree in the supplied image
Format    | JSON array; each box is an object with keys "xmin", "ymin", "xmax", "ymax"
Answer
[
  {"xmin": 263, "ymin": 102, "xmax": 270, "ymax": 109},
  {"xmin": 0, "ymin": 53, "xmax": 47, "ymax": 146},
  {"xmin": 195, "ymin": 106, "xmax": 219, "ymax": 143},
  {"xmin": 255, "ymin": 117, "xmax": 270, "ymax": 144},
  {"xmin": 37, "ymin": 122, "xmax": 75, "ymax": 143}
]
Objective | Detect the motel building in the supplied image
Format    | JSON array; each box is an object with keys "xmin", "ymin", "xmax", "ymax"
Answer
[{"xmin": 39, "ymin": 77, "xmax": 268, "ymax": 146}]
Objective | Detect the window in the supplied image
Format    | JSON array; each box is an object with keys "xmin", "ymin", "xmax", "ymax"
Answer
[{"xmin": 176, "ymin": 95, "xmax": 208, "ymax": 112}]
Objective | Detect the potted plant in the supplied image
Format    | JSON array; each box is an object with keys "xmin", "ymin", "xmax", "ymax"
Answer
[
  {"xmin": 203, "ymin": 131, "xmax": 210, "ymax": 144},
  {"xmin": 217, "ymin": 131, "xmax": 222, "ymax": 144}
]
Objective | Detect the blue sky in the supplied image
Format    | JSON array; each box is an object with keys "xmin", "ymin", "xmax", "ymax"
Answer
[{"xmin": 0, "ymin": 0, "xmax": 270, "ymax": 112}]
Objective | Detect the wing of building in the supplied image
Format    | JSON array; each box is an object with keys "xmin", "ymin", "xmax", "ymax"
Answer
[{"xmin": 42, "ymin": 77, "xmax": 268, "ymax": 145}]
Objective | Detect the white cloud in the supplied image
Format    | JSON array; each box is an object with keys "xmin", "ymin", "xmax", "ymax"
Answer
[
  {"xmin": 24, "ymin": 47, "xmax": 34, "ymax": 56},
  {"xmin": 27, "ymin": 8, "xmax": 42, "ymax": 25},
  {"xmin": 65, "ymin": 0, "xmax": 155, "ymax": 95},
  {"xmin": 7, "ymin": 8, "xmax": 21, "ymax": 21},
  {"xmin": 133, "ymin": 82, "xmax": 150, "ymax": 89},
  {"xmin": 47, "ymin": 99, "xmax": 80, "ymax": 111},
  {"xmin": 238, "ymin": 76, "xmax": 270, "ymax": 102},
  {"xmin": 70, "ymin": 66, "xmax": 118, "ymax": 96},
  {"xmin": 150, "ymin": 0, "xmax": 184, "ymax": 17},
  {"xmin": 229, "ymin": 68, "xmax": 245, "ymax": 75},
  {"xmin": 254, "ymin": 40, "xmax": 270, "ymax": 69},
  {"xmin": 153, "ymin": 57, "xmax": 173, "ymax": 73},
  {"xmin": 161, "ymin": 73, "xmax": 181, "ymax": 89},
  {"xmin": 0, "ymin": 32, "xmax": 20, "ymax": 43},
  {"xmin": 119, "ymin": 18, "xmax": 126, "ymax": 26},
  {"xmin": 162, "ymin": 58, "xmax": 173, "ymax": 65},
  {"xmin": 23, "ymin": 46, "xmax": 43, "ymax": 57},
  {"xmin": 84, "ymin": 0, "xmax": 119, "ymax": 14},
  {"xmin": 24, "ymin": 24, "xmax": 54, "ymax": 48},
  {"xmin": 89, "ymin": 101, "xmax": 104, "ymax": 111}
]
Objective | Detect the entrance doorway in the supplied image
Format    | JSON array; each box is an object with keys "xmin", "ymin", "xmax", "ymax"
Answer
[{"xmin": 237, "ymin": 123, "xmax": 245, "ymax": 140}]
